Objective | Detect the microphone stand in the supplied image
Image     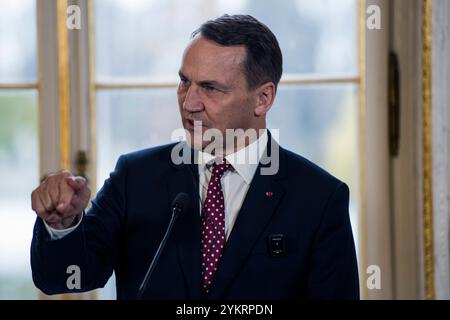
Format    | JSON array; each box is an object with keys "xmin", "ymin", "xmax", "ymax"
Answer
[{"xmin": 137, "ymin": 204, "xmax": 182, "ymax": 299}]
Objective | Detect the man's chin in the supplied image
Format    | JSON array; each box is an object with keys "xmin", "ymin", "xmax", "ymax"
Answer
[
  {"xmin": 184, "ymin": 129, "xmax": 205, "ymax": 150},
  {"xmin": 183, "ymin": 126, "xmax": 228, "ymax": 154}
]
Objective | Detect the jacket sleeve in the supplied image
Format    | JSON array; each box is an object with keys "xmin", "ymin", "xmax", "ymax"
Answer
[
  {"xmin": 30, "ymin": 155, "xmax": 128, "ymax": 295},
  {"xmin": 306, "ymin": 182, "xmax": 360, "ymax": 299}
]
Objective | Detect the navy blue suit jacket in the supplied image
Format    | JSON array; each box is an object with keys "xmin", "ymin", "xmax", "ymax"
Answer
[{"xmin": 31, "ymin": 138, "xmax": 359, "ymax": 299}]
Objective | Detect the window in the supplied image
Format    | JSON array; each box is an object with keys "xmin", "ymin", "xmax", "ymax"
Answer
[
  {"xmin": 0, "ymin": 0, "xmax": 39, "ymax": 299},
  {"xmin": 0, "ymin": 0, "xmax": 363, "ymax": 299},
  {"xmin": 92, "ymin": 0, "xmax": 362, "ymax": 298}
]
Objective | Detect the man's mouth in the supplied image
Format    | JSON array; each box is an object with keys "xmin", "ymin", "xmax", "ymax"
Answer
[
  {"xmin": 185, "ymin": 118, "xmax": 205, "ymax": 131},
  {"xmin": 185, "ymin": 119, "xmax": 195, "ymax": 130}
]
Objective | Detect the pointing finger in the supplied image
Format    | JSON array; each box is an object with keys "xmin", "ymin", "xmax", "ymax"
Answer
[{"xmin": 66, "ymin": 176, "xmax": 87, "ymax": 191}]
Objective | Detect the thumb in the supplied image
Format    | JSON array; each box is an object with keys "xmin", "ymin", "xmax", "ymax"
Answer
[{"xmin": 65, "ymin": 176, "xmax": 87, "ymax": 191}]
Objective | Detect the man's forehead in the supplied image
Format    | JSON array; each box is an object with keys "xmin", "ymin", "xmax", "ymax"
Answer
[{"xmin": 181, "ymin": 37, "xmax": 246, "ymax": 72}]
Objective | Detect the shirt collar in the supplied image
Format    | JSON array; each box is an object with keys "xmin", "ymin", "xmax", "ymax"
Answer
[{"xmin": 197, "ymin": 129, "xmax": 268, "ymax": 185}]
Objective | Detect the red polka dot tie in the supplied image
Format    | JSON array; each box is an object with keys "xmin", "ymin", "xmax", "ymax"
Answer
[{"xmin": 201, "ymin": 159, "xmax": 231, "ymax": 292}]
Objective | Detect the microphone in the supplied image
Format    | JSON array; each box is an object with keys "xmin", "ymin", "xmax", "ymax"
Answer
[{"xmin": 137, "ymin": 192, "xmax": 190, "ymax": 299}]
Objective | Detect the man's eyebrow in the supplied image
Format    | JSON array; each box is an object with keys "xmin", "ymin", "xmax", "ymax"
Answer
[
  {"xmin": 178, "ymin": 71, "xmax": 230, "ymax": 91},
  {"xmin": 198, "ymin": 80, "xmax": 230, "ymax": 91}
]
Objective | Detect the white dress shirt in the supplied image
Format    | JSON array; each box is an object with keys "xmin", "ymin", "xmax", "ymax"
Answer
[
  {"xmin": 197, "ymin": 129, "xmax": 268, "ymax": 240},
  {"xmin": 45, "ymin": 129, "xmax": 268, "ymax": 241},
  {"xmin": 44, "ymin": 210, "xmax": 84, "ymax": 240}
]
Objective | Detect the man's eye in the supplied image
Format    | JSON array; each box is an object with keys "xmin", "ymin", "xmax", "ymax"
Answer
[
  {"xmin": 203, "ymin": 85, "xmax": 217, "ymax": 92},
  {"xmin": 179, "ymin": 78, "xmax": 189, "ymax": 86}
]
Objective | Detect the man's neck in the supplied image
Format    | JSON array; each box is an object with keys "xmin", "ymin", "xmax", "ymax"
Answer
[{"xmin": 206, "ymin": 128, "xmax": 267, "ymax": 157}]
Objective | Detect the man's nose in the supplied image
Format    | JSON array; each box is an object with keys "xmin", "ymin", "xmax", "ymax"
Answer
[{"xmin": 183, "ymin": 85, "xmax": 204, "ymax": 113}]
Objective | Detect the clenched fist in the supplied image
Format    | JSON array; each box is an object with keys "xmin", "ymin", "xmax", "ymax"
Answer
[{"xmin": 31, "ymin": 170, "xmax": 91, "ymax": 230}]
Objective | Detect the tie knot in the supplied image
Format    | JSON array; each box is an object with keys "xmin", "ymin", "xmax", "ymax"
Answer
[{"xmin": 211, "ymin": 159, "xmax": 231, "ymax": 178}]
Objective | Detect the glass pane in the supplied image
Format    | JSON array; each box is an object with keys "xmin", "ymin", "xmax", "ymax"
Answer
[
  {"xmin": 96, "ymin": 85, "xmax": 360, "ymax": 249},
  {"xmin": 96, "ymin": 88, "xmax": 182, "ymax": 299},
  {"xmin": 0, "ymin": 90, "xmax": 39, "ymax": 299},
  {"xmin": 95, "ymin": 0, "xmax": 357, "ymax": 81},
  {"xmin": 0, "ymin": 0, "xmax": 37, "ymax": 83},
  {"xmin": 268, "ymin": 83, "xmax": 359, "ymax": 245},
  {"xmin": 96, "ymin": 84, "xmax": 360, "ymax": 298},
  {"xmin": 96, "ymin": 89, "xmax": 181, "ymax": 190}
]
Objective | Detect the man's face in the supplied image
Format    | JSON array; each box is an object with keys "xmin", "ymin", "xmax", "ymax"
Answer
[{"xmin": 177, "ymin": 36, "xmax": 258, "ymax": 150}]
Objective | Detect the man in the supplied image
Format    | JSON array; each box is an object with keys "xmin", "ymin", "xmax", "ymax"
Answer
[{"xmin": 31, "ymin": 14, "xmax": 359, "ymax": 299}]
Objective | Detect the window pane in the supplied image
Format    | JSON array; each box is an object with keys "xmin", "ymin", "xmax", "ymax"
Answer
[
  {"xmin": 96, "ymin": 85, "xmax": 360, "ymax": 246},
  {"xmin": 95, "ymin": 0, "xmax": 357, "ymax": 81},
  {"xmin": 0, "ymin": 90, "xmax": 39, "ymax": 299},
  {"xmin": 96, "ymin": 89, "xmax": 181, "ymax": 189},
  {"xmin": 268, "ymin": 83, "xmax": 359, "ymax": 245},
  {"xmin": 0, "ymin": 0, "xmax": 37, "ymax": 83}
]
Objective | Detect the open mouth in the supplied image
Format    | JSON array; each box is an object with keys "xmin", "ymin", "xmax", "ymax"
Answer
[
  {"xmin": 185, "ymin": 119, "xmax": 195, "ymax": 130},
  {"xmin": 185, "ymin": 118, "xmax": 205, "ymax": 131}
]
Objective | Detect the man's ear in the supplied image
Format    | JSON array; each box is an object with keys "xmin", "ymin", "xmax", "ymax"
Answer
[{"xmin": 254, "ymin": 82, "xmax": 276, "ymax": 117}]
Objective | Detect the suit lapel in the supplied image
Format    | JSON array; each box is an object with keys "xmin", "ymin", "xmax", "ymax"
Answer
[
  {"xmin": 208, "ymin": 136, "xmax": 287, "ymax": 299},
  {"xmin": 167, "ymin": 143, "xmax": 203, "ymax": 299},
  {"xmin": 167, "ymin": 137, "xmax": 287, "ymax": 299}
]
